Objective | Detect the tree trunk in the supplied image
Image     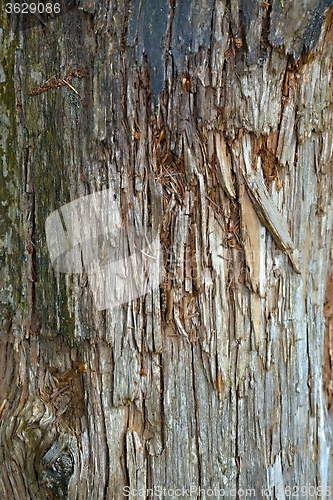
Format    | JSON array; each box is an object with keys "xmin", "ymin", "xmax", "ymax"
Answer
[{"xmin": 1, "ymin": 0, "xmax": 333, "ymax": 498}]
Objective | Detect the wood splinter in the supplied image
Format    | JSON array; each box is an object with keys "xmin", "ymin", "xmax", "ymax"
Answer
[{"xmin": 241, "ymin": 166, "xmax": 301, "ymax": 274}]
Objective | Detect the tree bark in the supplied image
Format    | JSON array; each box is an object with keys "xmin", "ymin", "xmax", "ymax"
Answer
[{"xmin": 1, "ymin": 0, "xmax": 333, "ymax": 498}]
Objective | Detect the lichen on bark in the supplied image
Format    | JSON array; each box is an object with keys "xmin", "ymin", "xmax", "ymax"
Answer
[{"xmin": 1, "ymin": 1, "xmax": 333, "ymax": 498}]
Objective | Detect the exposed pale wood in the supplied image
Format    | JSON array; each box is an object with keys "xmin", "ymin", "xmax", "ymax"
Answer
[{"xmin": 1, "ymin": 1, "xmax": 333, "ymax": 499}]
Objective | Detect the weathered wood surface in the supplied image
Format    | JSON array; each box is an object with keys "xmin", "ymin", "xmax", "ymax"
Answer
[{"xmin": 1, "ymin": 0, "xmax": 333, "ymax": 498}]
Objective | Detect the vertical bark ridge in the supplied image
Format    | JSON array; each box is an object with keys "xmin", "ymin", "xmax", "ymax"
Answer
[{"xmin": 1, "ymin": 1, "xmax": 333, "ymax": 498}]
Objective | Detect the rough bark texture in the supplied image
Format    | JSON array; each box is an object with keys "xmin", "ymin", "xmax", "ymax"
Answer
[
  {"xmin": 1, "ymin": 0, "xmax": 333, "ymax": 498},
  {"xmin": 324, "ymin": 263, "xmax": 333, "ymax": 414}
]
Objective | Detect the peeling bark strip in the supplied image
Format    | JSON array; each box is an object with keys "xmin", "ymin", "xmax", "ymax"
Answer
[
  {"xmin": 239, "ymin": 136, "xmax": 301, "ymax": 274},
  {"xmin": 1, "ymin": 0, "xmax": 333, "ymax": 499}
]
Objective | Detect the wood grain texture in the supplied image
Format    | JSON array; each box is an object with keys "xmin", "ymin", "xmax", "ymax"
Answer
[{"xmin": 0, "ymin": 0, "xmax": 333, "ymax": 498}]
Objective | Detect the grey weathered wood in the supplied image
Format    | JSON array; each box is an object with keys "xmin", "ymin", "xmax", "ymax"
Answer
[{"xmin": 1, "ymin": 0, "xmax": 333, "ymax": 498}]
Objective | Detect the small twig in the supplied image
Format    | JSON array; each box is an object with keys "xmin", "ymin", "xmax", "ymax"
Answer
[
  {"xmin": 205, "ymin": 195, "xmax": 219, "ymax": 210},
  {"xmin": 50, "ymin": 385, "xmax": 71, "ymax": 405},
  {"xmin": 29, "ymin": 68, "xmax": 85, "ymax": 96},
  {"xmin": 62, "ymin": 78, "xmax": 80, "ymax": 96}
]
